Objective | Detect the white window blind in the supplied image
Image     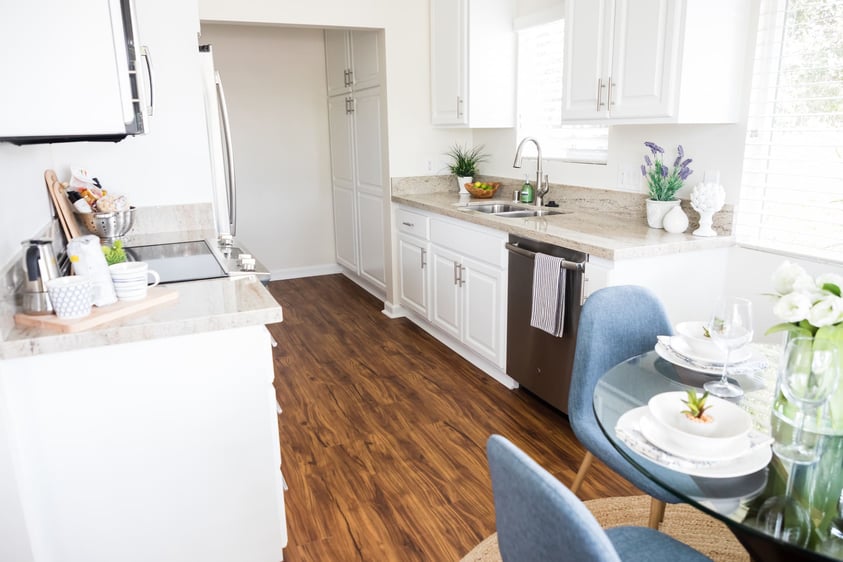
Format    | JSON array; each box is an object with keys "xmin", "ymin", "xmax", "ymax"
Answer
[
  {"xmin": 736, "ymin": 0, "xmax": 843, "ymax": 263},
  {"xmin": 516, "ymin": 20, "xmax": 608, "ymax": 163}
]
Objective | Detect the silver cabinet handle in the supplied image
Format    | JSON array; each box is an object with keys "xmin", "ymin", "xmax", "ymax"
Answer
[
  {"xmin": 459, "ymin": 264, "xmax": 466, "ymax": 287},
  {"xmin": 596, "ymin": 78, "xmax": 605, "ymax": 111},
  {"xmin": 343, "ymin": 69, "xmax": 350, "ymax": 87},
  {"xmin": 457, "ymin": 96, "xmax": 464, "ymax": 118},
  {"xmin": 608, "ymin": 77, "xmax": 615, "ymax": 107},
  {"xmin": 402, "ymin": 221, "xmax": 414, "ymax": 227},
  {"xmin": 421, "ymin": 248, "xmax": 427, "ymax": 269},
  {"xmin": 453, "ymin": 261, "xmax": 459, "ymax": 285},
  {"xmin": 347, "ymin": 69, "xmax": 354, "ymax": 87},
  {"xmin": 141, "ymin": 46, "xmax": 154, "ymax": 116},
  {"xmin": 215, "ymin": 70, "xmax": 237, "ymax": 235}
]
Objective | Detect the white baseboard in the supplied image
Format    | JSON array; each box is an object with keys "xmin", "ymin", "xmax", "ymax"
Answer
[
  {"xmin": 269, "ymin": 264, "xmax": 342, "ymax": 281},
  {"xmin": 382, "ymin": 302, "xmax": 406, "ymax": 319}
]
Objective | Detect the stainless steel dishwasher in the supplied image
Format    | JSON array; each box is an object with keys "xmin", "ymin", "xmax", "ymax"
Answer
[{"xmin": 506, "ymin": 235, "xmax": 587, "ymax": 414}]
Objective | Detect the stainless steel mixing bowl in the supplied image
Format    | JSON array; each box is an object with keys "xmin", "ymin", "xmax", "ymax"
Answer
[{"xmin": 75, "ymin": 207, "xmax": 135, "ymax": 242}]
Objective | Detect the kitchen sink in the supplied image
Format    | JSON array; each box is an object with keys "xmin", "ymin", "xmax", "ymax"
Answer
[
  {"xmin": 469, "ymin": 203, "xmax": 523, "ymax": 213},
  {"xmin": 495, "ymin": 209, "xmax": 565, "ymax": 218}
]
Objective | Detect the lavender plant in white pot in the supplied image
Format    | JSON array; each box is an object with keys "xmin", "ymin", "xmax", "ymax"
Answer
[{"xmin": 641, "ymin": 142, "xmax": 693, "ymax": 228}]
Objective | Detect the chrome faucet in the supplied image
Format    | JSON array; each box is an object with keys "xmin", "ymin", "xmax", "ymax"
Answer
[{"xmin": 513, "ymin": 137, "xmax": 549, "ymax": 206}]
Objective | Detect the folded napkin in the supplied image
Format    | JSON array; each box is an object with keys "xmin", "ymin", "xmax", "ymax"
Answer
[{"xmin": 530, "ymin": 253, "xmax": 566, "ymax": 337}]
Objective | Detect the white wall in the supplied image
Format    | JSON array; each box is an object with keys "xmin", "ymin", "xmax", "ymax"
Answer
[
  {"xmin": 0, "ymin": 0, "xmax": 214, "ymax": 268},
  {"xmin": 198, "ymin": 24, "xmax": 336, "ymax": 276}
]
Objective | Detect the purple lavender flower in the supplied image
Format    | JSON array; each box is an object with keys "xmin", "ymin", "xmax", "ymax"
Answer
[
  {"xmin": 640, "ymin": 164, "xmax": 647, "ymax": 177},
  {"xmin": 644, "ymin": 141, "xmax": 664, "ymax": 155},
  {"xmin": 678, "ymin": 145, "xmax": 685, "ymax": 159},
  {"xmin": 645, "ymin": 155, "xmax": 652, "ymax": 166},
  {"xmin": 660, "ymin": 164, "xmax": 668, "ymax": 178},
  {"xmin": 674, "ymin": 155, "xmax": 682, "ymax": 167},
  {"xmin": 679, "ymin": 168, "xmax": 693, "ymax": 180},
  {"xmin": 680, "ymin": 158, "xmax": 693, "ymax": 168}
]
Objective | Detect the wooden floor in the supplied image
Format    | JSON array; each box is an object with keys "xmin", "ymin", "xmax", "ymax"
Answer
[{"xmin": 265, "ymin": 275, "xmax": 637, "ymax": 562}]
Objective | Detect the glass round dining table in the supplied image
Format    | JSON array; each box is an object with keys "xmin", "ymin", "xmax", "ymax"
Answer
[{"xmin": 594, "ymin": 348, "xmax": 840, "ymax": 562}]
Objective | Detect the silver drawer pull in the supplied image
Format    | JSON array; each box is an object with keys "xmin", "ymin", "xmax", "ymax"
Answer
[{"xmin": 402, "ymin": 221, "xmax": 414, "ymax": 227}]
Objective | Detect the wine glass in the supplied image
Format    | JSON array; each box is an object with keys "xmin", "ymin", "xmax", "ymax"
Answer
[
  {"xmin": 704, "ymin": 297, "xmax": 754, "ymax": 398},
  {"xmin": 755, "ymin": 337, "xmax": 840, "ymax": 546},
  {"xmin": 774, "ymin": 337, "xmax": 839, "ymax": 464}
]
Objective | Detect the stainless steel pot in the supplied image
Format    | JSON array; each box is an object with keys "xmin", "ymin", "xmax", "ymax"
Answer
[{"xmin": 21, "ymin": 239, "xmax": 60, "ymax": 315}]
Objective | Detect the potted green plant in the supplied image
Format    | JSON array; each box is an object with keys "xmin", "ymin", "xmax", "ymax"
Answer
[
  {"xmin": 641, "ymin": 142, "xmax": 693, "ymax": 228},
  {"xmin": 446, "ymin": 143, "xmax": 488, "ymax": 194}
]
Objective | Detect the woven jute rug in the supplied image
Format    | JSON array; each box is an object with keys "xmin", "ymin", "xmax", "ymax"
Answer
[{"xmin": 460, "ymin": 495, "xmax": 750, "ymax": 562}]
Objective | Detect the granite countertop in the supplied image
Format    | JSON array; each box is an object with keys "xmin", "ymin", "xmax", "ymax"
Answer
[
  {"xmin": 1, "ymin": 275, "xmax": 282, "ymax": 360},
  {"xmin": 392, "ymin": 191, "xmax": 734, "ymax": 260}
]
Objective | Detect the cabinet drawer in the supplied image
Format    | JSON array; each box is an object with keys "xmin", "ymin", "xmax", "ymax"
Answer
[
  {"xmin": 430, "ymin": 217, "xmax": 506, "ymax": 268},
  {"xmin": 397, "ymin": 208, "xmax": 429, "ymax": 238}
]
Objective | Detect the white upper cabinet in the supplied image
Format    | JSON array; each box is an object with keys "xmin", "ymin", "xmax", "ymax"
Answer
[
  {"xmin": 430, "ymin": 0, "xmax": 516, "ymax": 127},
  {"xmin": 563, "ymin": 0, "xmax": 751, "ymax": 124},
  {"xmin": 325, "ymin": 29, "xmax": 381, "ymax": 96}
]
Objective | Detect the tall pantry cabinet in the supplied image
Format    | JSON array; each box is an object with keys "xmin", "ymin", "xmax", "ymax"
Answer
[{"xmin": 325, "ymin": 29, "xmax": 388, "ymax": 296}]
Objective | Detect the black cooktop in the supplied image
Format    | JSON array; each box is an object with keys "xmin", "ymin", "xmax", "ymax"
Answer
[{"xmin": 124, "ymin": 240, "xmax": 227, "ymax": 284}]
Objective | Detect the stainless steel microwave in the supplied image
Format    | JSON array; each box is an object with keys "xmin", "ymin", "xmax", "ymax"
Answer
[{"xmin": 0, "ymin": 0, "xmax": 152, "ymax": 145}]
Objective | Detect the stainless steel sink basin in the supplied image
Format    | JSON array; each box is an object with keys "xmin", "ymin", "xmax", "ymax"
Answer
[
  {"xmin": 469, "ymin": 203, "xmax": 523, "ymax": 213},
  {"xmin": 495, "ymin": 209, "xmax": 565, "ymax": 218}
]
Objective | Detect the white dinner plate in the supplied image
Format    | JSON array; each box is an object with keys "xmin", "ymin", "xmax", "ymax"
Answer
[
  {"xmin": 669, "ymin": 335, "xmax": 751, "ymax": 364},
  {"xmin": 654, "ymin": 341, "xmax": 767, "ymax": 376},
  {"xmin": 616, "ymin": 407, "xmax": 772, "ymax": 478},
  {"xmin": 639, "ymin": 413, "xmax": 751, "ymax": 461}
]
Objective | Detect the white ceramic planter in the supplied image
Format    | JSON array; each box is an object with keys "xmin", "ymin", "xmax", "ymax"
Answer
[
  {"xmin": 457, "ymin": 176, "xmax": 473, "ymax": 194},
  {"xmin": 646, "ymin": 199, "xmax": 681, "ymax": 229}
]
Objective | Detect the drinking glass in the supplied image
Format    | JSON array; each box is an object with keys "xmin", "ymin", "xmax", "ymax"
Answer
[
  {"xmin": 774, "ymin": 337, "xmax": 839, "ymax": 464},
  {"xmin": 704, "ymin": 297, "xmax": 753, "ymax": 398}
]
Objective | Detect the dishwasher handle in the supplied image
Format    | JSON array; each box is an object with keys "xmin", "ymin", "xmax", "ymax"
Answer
[{"xmin": 505, "ymin": 242, "xmax": 586, "ymax": 272}]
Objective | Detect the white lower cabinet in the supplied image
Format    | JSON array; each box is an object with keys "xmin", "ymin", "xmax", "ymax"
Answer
[{"xmin": 396, "ymin": 205, "xmax": 507, "ymax": 369}]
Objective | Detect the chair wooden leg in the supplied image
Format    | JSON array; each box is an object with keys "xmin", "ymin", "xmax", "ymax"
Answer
[
  {"xmin": 570, "ymin": 451, "xmax": 593, "ymax": 496},
  {"xmin": 648, "ymin": 498, "xmax": 666, "ymax": 529}
]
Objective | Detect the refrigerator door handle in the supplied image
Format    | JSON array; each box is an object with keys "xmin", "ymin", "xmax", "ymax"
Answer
[
  {"xmin": 214, "ymin": 70, "xmax": 237, "ymax": 236},
  {"xmin": 140, "ymin": 45, "xmax": 154, "ymax": 116}
]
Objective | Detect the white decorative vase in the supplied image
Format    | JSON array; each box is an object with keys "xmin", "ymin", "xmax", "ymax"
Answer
[
  {"xmin": 662, "ymin": 205, "xmax": 689, "ymax": 234},
  {"xmin": 457, "ymin": 176, "xmax": 473, "ymax": 195},
  {"xmin": 690, "ymin": 182, "xmax": 725, "ymax": 237},
  {"xmin": 646, "ymin": 199, "xmax": 680, "ymax": 229}
]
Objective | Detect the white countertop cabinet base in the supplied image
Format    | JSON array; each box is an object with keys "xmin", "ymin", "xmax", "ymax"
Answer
[{"xmin": 0, "ymin": 326, "xmax": 286, "ymax": 562}]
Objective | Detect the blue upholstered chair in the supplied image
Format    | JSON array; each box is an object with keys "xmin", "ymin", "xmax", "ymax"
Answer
[
  {"xmin": 568, "ymin": 285, "xmax": 679, "ymax": 528},
  {"xmin": 487, "ymin": 434, "xmax": 712, "ymax": 562}
]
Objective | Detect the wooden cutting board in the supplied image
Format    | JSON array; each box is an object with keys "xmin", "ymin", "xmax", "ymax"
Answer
[
  {"xmin": 15, "ymin": 287, "xmax": 178, "ymax": 333},
  {"xmin": 44, "ymin": 169, "xmax": 83, "ymax": 240}
]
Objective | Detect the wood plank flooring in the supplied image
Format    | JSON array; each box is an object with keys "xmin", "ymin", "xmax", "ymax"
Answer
[{"xmin": 265, "ymin": 274, "xmax": 638, "ymax": 561}]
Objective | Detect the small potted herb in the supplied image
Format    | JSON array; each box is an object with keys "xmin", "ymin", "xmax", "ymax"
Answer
[
  {"xmin": 446, "ymin": 143, "xmax": 488, "ymax": 194},
  {"xmin": 641, "ymin": 142, "xmax": 693, "ymax": 228}
]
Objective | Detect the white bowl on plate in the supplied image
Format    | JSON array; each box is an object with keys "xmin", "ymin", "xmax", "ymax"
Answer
[
  {"xmin": 647, "ymin": 391, "xmax": 752, "ymax": 454},
  {"xmin": 675, "ymin": 321, "xmax": 722, "ymax": 357}
]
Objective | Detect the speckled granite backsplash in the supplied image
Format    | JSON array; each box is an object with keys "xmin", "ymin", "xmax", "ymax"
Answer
[{"xmin": 391, "ymin": 175, "xmax": 734, "ymax": 234}]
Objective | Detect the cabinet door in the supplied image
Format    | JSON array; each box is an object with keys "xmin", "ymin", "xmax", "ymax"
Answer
[
  {"xmin": 350, "ymin": 30, "xmax": 381, "ymax": 91},
  {"xmin": 563, "ymin": 0, "xmax": 612, "ymax": 119},
  {"xmin": 352, "ymin": 87, "xmax": 384, "ymax": 195},
  {"xmin": 430, "ymin": 0, "xmax": 468, "ymax": 125},
  {"xmin": 462, "ymin": 256, "xmax": 505, "ymax": 366},
  {"xmin": 325, "ymin": 30, "xmax": 350, "ymax": 96},
  {"xmin": 327, "ymin": 95, "xmax": 354, "ymax": 189},
  {"xmin": 429, "ymin": 246, "xmax": 462, "ymax": 340},
  {"xmin": 398, "ymin": 235, "xmax": 429, "ymax": 318},
  {"xmin": 608, "ymin": 0, "xmax": 678, "ymax": 118},
  {"xmin": 356, "ymin": 191, "xmax": 386, "ymax": 290},
  {"xmin": 332, "ymin": 185, "xmax": 358, "ymax": 271}
]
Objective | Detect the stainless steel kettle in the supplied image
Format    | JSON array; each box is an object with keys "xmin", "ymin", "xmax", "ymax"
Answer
[{"xmin": 21, "ymin": 239, "xmax": 60, "ymax": 315}]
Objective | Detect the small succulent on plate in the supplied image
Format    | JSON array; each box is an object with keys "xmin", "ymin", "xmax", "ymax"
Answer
[{"xmin": 681, "ymin": 389, "xmax": 713, "ymax": 423}]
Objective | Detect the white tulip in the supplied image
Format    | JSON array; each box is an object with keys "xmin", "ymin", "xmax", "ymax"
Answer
[
  {"xmin": 771, "ymin": 261, "xmax": 812, "ymax": 295},
  {"xmin": 773, "ymin": 291, "xmax": 813, "ymax": 323},
  {"xmin": 817, "ymin": 273, "xmax": 843, "ymax": 293},
  {"xmin": 807, "ymin": 295, "xmax": 843, "ymax": 327}
]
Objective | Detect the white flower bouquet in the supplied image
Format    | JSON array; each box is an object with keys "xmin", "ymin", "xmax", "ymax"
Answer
[{"xmin": 768, "ymin": 261, "xmax": 843, "ymax": 336}]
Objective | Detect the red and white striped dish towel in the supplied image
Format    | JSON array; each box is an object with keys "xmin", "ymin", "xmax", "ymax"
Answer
[{"xmin": 530, "ymin": 253, "xmax": 567, "ymax": 337}]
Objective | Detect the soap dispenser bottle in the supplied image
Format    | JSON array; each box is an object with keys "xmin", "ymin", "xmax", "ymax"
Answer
[{"xmin": 520, "ymin": 175, "xmax": 534, "ymax": 204}]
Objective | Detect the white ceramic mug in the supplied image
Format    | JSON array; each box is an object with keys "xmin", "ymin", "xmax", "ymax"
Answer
[
  {"xmin": 109, "ymin": 262, "xmax": 160, "ymax": 301},
  {"xmin": 46, "ymin": 276, "xmax": 93, "ymax": 319}
]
